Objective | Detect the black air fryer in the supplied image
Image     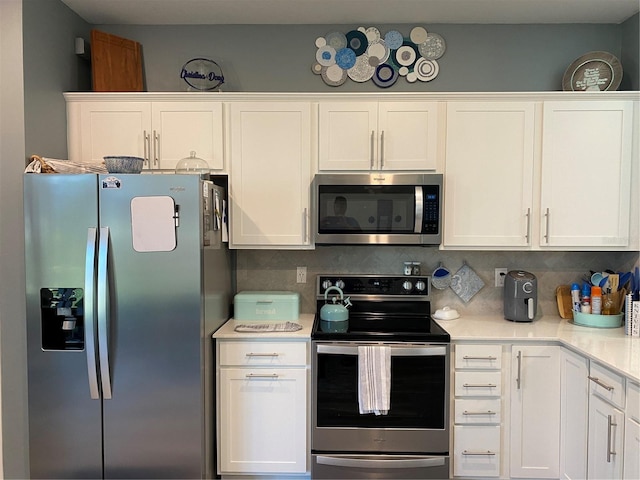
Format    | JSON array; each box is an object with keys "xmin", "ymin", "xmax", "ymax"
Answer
[{"xmin": 504, "ymin": 270, "xmax": 537, "ymax": 322}]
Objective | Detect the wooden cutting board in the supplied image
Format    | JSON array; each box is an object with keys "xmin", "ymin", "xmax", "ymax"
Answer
[
  {"xmin": 556, "ymin": 285, "xmax": 574, "ymax": 319},
  {"xmin": 91, "ymin": 29, "xmax": 143, "ymax": 92}
]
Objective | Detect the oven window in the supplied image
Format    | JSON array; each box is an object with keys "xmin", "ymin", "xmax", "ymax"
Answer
[
  {"xmin": 318, "ymin": 185, "xmax": 416, "ymax": 234},
  {"xmin": 315, "ymin": 352, "xmax": 446, "ymax": 428}
]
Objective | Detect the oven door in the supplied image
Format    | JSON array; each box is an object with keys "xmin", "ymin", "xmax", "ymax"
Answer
[{"xmin": 312, "ymin": 341, "xmax": 450, "ymax": 454}]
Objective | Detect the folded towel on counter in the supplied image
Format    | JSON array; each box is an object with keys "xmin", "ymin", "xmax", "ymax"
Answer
[
  {"xmin": 358, "ymin": 345, "xmax": 391, "ymax": 415},
  {"xmin": 234, "ymin": 322, "xmax": 302, "ymax": 333}
]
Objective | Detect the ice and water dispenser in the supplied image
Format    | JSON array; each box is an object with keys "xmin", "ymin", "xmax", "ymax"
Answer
[{"xmin": 40, "ymin": 287, "xmax": 84, "ymax": 350}]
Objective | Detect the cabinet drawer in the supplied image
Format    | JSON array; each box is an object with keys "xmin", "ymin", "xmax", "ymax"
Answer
[
  {"xmin": 453, "ymin": 425, "xmax": 501, "ymax": 477},
  {"xmin": 628, "ymin": 381, "xmax": 640, "ymax": 423},
  {"xmin": 589, "ymin": 362, "xmax": 625, "ymax": 409},
  {"xmin": 218, "ymin": 340, "xmax": 307, "ymax": 367},
  {"xmin": 455, "ymin": 371, "xmax": 502, "ymax": 397},
  {"xmin": 454, "ymin": 398, "xmax": 501, "ymax": 424},
  {"xmin": 455, "ymin": 344, "xmax": 502, "ymax": 369}
]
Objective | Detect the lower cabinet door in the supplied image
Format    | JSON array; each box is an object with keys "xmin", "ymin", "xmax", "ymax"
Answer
[
  {"xmin": 588, "ymin": 395, "xmax": 624, "ymax": 479},
  {"xmin": 453, "ymin": 425, "xmax": 500, "ymax": 477},
  {"xmin": 218, "ymin": 367, "xmax": 307, "ymax": 474},
  {"xmin": 624, "ymin": 418, "xmax": 640, "ymax": 479}
]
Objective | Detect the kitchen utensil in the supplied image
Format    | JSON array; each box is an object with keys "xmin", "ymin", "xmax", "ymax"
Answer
[
  {"xmin": 433, "ymin": 306, "xmax": 460, "ymax": 320},
  {"xmin": 618, "ymin": 272, "xmax": 631, "ymax": 290},
  {"xmin": 591, "ymin": 272, "xmax": 605, "ymax": 287},
  {"xmin": 175, "ymin": 151, "xmax": 210, "ymax": 174},
  {"xmin": 450, "ymin": 262, "xmax": 484, "ymax": 303},
  {"xmin": 555, "ymin": 285, "xmax": 573, "ymax": 319},
  {"xmin": 431, "ymin": 263, "xmax": 452, "ymax": 290},
  {"xmin": 608, "ymin": 273, "xmax": 619, "ymax": 292}
]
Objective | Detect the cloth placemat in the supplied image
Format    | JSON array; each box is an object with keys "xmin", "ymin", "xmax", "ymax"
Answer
[{"xmin": 234, "ymin": 322, "xmax": 303, "ymax": 333}]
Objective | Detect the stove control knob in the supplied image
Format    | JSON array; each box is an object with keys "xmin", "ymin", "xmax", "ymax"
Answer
[
  {"xmin": 321, "ymin": 279, "xmax": 333, "ymax": 290},
  {"xmin": 335, "ymin": 279, "xmax": 345, "ymax": 290},
  {"xmin": 415, "ymin": 280, "xmax": 426, "ymax": 292},
  {"xmin": 402, "ymin": 280, "xmax": 413, "ymax": 291}
]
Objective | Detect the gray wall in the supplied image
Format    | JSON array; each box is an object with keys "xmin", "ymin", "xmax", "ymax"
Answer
[
  {"xmin": 621, "ymin": 13, "xmax": 640, "ymax": 90},
  {"xmin": 98, "ymin": 23, "xmax": 634, "ymax": 92}
]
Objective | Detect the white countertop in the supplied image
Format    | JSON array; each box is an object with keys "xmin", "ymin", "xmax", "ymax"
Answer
[
  {"xmin": 437, "ymin": 314, "xmax": 640, "ymax": 383},
  {"xmin": 212, "ymin": 313, "xmax": 638, "ymax": 383},
  {"xmin": 212, "ymin": 314, "xmax": 315, "ymax": 340}
]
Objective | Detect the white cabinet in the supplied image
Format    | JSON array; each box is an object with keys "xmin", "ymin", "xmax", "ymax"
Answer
[
  {"xmin": 228, "ymin": 102, "xmax": 312, "ymax": 248},
  {"xmin": 510, "ymin": 345, "xmax": 561, "ymax": 478},
  {"xmin": 318, "ymin": 101, "xmax": 440, "ymax": 171},
  {"xmin": 443, "ymin": 99, "xmax": 635, "ymax": 251},
  {"xmin": 443, "ymin": 101, "xmax": 536, "ymax": 248},
  {"xmin": 453, "ymin": 344, "xmax": 503, "ymax": 478},
  {"xmin": 540, "ymin": 100, "xmax": 633, "ymax": 248},
  {"xmin": 217, "ymin": 340, "xmax": 308, "ymax": 475},
  {"xmin": 559, "ymin": 348, "xmax": 589, "ymax": 480},
  {"xmin": 587, "ymin": 362, "xmax": 626, "ymax": 479},
  {"xmin": 624, "ymin": 381, "xmax": 640, "ymax": 479},
  {"xmin": 67, "ymin": 98, "xmax": 224, "ymax": 170}
]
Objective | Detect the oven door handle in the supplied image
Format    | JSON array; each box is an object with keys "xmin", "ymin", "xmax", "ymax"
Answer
[
  {"xmin": 316, "ymin": 455, "xmax": 446, "ymax": 469},
  {"xmin": 316, "ymin": 344, "xmax": 446, "ymax": 356}
]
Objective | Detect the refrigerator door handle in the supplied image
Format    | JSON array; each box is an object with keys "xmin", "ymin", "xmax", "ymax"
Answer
[
  {"xmin": 84, "ymin": 228, "xmax": 100, "ymax": 399},
  {"xmin": 97, "ymin": 226, "xmax": 113, "ymax": 399}
]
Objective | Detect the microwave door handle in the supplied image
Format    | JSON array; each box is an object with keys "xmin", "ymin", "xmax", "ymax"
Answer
[{"xmin": 414, "ymin": 186, "xmax": 423, "ymax": 233}]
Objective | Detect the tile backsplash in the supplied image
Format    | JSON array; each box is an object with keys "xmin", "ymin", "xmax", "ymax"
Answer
[{"xmin": 235, "ymin": 247, "xmax": 639, "ymax": 317}]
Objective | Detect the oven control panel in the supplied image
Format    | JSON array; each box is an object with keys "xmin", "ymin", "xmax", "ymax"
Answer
[{"xmin": 317, "ymin": 274, "xmax": 431, "ymax": 297}]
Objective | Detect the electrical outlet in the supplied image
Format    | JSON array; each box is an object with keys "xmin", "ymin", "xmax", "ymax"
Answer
[
  {"xmin": 495, "ymin": 268, "xmax": 508, "ymax": 287},
  {"xmin": 296, "ymin": 266, "xmax": 307, "ymax": 284}
]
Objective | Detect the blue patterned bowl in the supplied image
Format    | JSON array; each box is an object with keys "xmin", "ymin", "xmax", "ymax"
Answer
[{"xmin": 103, "ymin": 156, "xmax": 144, "ymax": 174}]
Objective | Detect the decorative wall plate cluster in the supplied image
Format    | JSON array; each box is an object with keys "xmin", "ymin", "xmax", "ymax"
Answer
[{"xmin": 312, "ymin": 26, "xmax": 446, "ymax": 88}]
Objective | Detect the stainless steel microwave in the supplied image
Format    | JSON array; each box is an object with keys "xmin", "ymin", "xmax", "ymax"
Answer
[{"xmin": 312, "ymin": 173, "xmax": 443, "ymax": 246}]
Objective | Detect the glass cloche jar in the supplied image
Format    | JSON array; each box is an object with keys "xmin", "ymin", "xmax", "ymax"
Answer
[{"xmin": 175, "ymin": 151, "xmax": 210, "ymax": 174}]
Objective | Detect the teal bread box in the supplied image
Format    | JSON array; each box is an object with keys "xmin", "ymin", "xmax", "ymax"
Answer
[{"xmin": 234, "ymin": 291, "xmax": 300, "ymax": 321}]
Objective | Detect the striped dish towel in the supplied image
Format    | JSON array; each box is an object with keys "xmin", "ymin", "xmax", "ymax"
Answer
[{"xmin": 358, "ymin": 345, "xmax": 391, "ymax": 415}]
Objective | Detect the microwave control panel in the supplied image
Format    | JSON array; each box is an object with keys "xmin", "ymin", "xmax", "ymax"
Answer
[{"xmin": 422, "ymin": 185, "xmax": 440, "ymax": 234}]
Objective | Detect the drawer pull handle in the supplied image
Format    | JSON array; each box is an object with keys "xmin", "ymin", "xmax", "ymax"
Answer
[
  {"xmin": 588, "ymin": 375, "xmax": 615, "ymax": 391},
  {"xmin": 462, "ymin": 450, "xmax": 496, "ymax": 456},
  {"xmin": 245, "ymin": 373, "xmax": 279, "ymax": 379},
  {"xmin": 246, "ymin": 352, "xmax": 280, "ymax": 357},
  {"xmin": 463, "ymin": 383, "xmax": 497, "ymax": 388},
  {"xmin": 463, "ymin": 355, "xmax": 497, "ymax": 360},
  {"xmin": 463, "ymin": 410, "xmax": 496, "ymax": 416}
]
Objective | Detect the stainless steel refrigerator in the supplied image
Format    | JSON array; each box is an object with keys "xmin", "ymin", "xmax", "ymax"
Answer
[{"xmin": 24, "ymin": 173, "xmax": 231, "ymax": 479}]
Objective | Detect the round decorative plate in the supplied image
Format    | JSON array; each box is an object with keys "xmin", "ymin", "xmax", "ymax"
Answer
[
  {"xmin": 345, "ymin": 30, "xmax": 368, "ymax": 56},
  {"xmin": 325, "ymin": 31, "xmax": 348, "ymax": 50},
  {"xmin": 372, "ymin": 63, "xmax": 399, "ymax": 88},
  {"xmin": 395, "ymin": 44, "xmax": 418, "ymax": 67},
  {"xmin": 410, "ymin": 26, "xmax": 428, "ymax": 44},
  {"xmin": 316, "ymin": 45, "xmax": 336, "ymax": 66},
  {"xmin": 562, "ymin": 51, "xmax": 623, "ymax": 91},
  {"xmin": 321, "ymin": 64, "xmax": 348, "ymax": 86},
  {"xmin": 418, "ymin": 32, "xmax": 446, "ymax": 60},
  {"xmin": 367, "ymin": 40, "xmax": 389, "ymax": 65},
  {"xmin": 335, "ymin": 47, "xmax": 357, "ymax": 69},
  {"xmin": 348, "ymin": 54, "xmax": 376, "ymax": 82},
  {"xmin": 384, "ymin": 30, "xmax": 404, "ymax": 50},
  {"xmin": 364, "ymin": 26, "xmax": 382, "ymax": 44},
  {"xmin": 414, "ymin": 57, "xmax": 439, "ymax": 81}
]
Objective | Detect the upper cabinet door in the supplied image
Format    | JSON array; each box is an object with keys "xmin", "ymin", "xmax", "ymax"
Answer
[
  {"xmin": 151, "ymin": 102, "xmax": 224, "ymax": 171},
  {"xmin": 78, "ymin": 102, "xmax": 151, "ymax": 165},
  {"xmin": 318, "ymin": 101, "xmax": 439, "ymax": 171},
  {"xmin": 540, "ymin": 101, "xmax": 633, "ymax": 248},
  {"xmin": 443, "ymin": 101, "xmax": 536, "ymax": 248},
  {"xmin": 377, "ymin": 102, "xmax": 439, "ymax": 171},
  {"xmin": 318, "ymin": 102, "xmax": 378, "ymax": 170},
  {"xmin": 229, "ymin": 102, "xmax": 312, "ymax": 248}
]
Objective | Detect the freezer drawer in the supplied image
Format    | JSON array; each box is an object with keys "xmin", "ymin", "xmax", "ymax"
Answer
[{"xmin": 312, "ymin": 454, "xmax": 449, "ymax": 479}]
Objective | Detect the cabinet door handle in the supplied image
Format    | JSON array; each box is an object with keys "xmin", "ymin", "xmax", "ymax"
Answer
[
  {"xmin": 380, "ymin": 130, "xmax": 385, "ymax": 168},
  {"xmin": 370, "ymin": 130, "xmax": 375, "ymax": 169},
  {"xmin": 607, "ymin": 415, "xmax": 617, "ymax": 463},
  {"xmin": 462, "ymin": 450, "xmax": 496, "ymax": 456},
  {"xmin": 303, "ymin": 207, "xmax": 308, "ymax": 243},
  {"xmin": 525, "ymin": 207, "xmax": 531, "ymax": 243},
  {"xmin": 587, "ymin": 376, "xmax": 615, "ymax": 391},
  {"xmin": 463, "ymin": 355, "xmax": 497, "ymax": 360},
  {"xmin": 463, "ymin": 410, "xmax": 497, "ymax": 416},
  {"xmin": 153, "ymin": 130, "xmax": 159, "ymax": 166},
  {"xmin": 143, "ymin": 130, "xmax": 150, "ymax": 165},
  {"xmin": 463, "ymin": 383, "xmax": 497, "ymax": 388},
  {"xmin": 516, "ymin": 350, "xmax": 522, "ymax": 390},
  {"xmin": 246, "ymin": 352, "xmax": 279, "ymax": 357},
  {"xmin": 245, "ymin": 373, "xmax": 279, "ymax": 379},
  {"xmin": 543, "ymin": 208, "xmax": 550, "ymax": 244}
]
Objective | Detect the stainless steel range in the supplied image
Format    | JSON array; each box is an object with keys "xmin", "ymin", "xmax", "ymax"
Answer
[{"xmin": 311, "ymin": 274, "xmax": 451, "ymax": 479}]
